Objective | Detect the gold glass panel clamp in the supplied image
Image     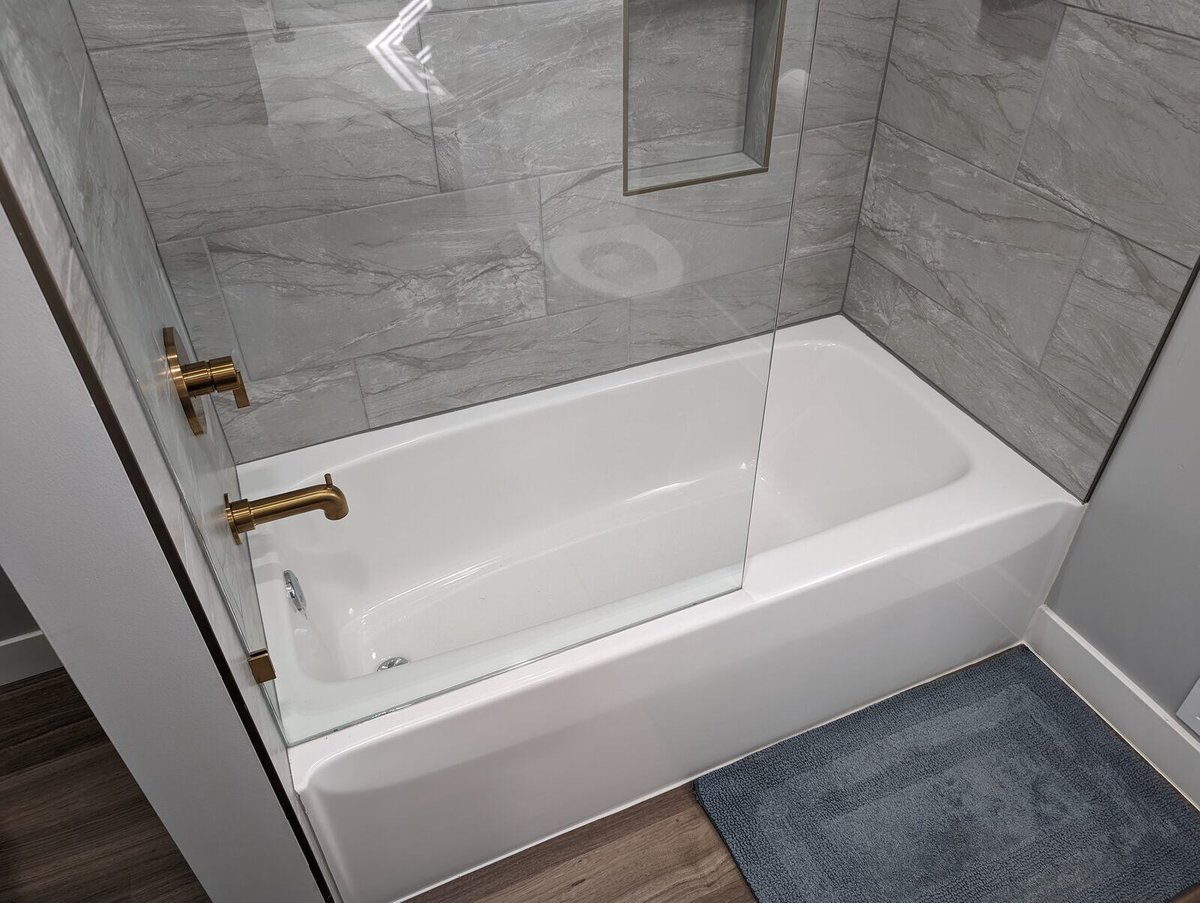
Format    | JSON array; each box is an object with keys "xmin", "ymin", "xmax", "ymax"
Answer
[
  {"xmin": 224, "ymin": 473, "xmax": 349, "ymax": 544},
  {"xmin": 163, "ymin": 326, "xmax": 250, "ymax": 434}
]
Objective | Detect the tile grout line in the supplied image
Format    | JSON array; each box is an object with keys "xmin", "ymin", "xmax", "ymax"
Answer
[
  {"xmin": 1034, "ymin": 225, "xmax": 1095, "ymax": 372},
  {"xmin": 350, "ymin": 356, "xmax": 372, "ymax": 432},
  {"xmin": 839, "ymin": 0, "xmax": 903, "ymax": 314},
  {"xmin": 1009, "ymin": 2, "xmax": 1065, "ymax": 185},
  {"xmin": 1059, "ymin": 3, "xmax": 1200, "ymax": 43},
  {"xmin": 874, "ymin": 116, "xmax": 1195, "ymax": 273},
  {"xmin": 853, "ymin": 245, "xmax": 1118, "ymax": 464}
]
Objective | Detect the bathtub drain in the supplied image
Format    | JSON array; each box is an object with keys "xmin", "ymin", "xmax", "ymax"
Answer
[{"xmin": 377, "ymin": 656, "xmax": 409, "ymax": 670}]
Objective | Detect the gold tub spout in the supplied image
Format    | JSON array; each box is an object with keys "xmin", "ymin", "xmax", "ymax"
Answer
[{"xmin": 224, "ymin": 473, "xmax": 349, "ymax": 544}]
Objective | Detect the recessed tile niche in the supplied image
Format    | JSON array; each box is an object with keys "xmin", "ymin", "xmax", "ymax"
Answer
[{"xmin": 624, "ymin": 0, "xmax": 788, "ymax": 195}]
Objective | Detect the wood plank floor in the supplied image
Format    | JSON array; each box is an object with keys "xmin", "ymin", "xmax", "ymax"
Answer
[
  {"xmin": 415, "ymin": 784, "xmax": 1200, "ymax": 903},
  {"xmin": 414, "ymin": 786, "xmax": 753, "ymax": 903},
  {"xmin": 0, "ymin": 669, "xmax": 206, "ymax": 902}
]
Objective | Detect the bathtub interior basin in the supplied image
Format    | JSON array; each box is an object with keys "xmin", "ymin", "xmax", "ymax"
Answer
[
  {"xmin": 240, "ymin": 315, "xmax": 1044, "ymax": 742},
  {"xmin": 281, "ymin": 314, "xmax": 1081, "ymax": 903}
]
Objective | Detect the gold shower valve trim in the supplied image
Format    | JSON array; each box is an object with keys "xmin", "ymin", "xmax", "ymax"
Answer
[
  {"xmin": 163, "ymin": 326, "xmax": 250, "ymax": 435},
  {"xmin": 224, "ymin": 473, "xmax": 350, "ymax": 544}
]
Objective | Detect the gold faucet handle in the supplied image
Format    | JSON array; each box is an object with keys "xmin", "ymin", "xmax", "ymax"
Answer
[
  {"xmin": 208, "ymin": 356, "xmax": 251, "ymax": 408},
  {"xmin": 163, "ymin": 327, "xmax": 251, "ymax": 434}
]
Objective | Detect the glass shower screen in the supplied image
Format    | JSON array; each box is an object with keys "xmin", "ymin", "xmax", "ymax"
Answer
[{"xmin": 4, "ymin": 0, "xmax": 817, "ymax": 740}]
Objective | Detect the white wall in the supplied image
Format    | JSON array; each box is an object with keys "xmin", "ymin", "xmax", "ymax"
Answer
[
  {"xmin": 1048, "ymin": 271, "xmax": 1200, "ymax": 723},
  {"xmin": 0, "ymin": 565, "xmax": 60, "ymax": 685}
]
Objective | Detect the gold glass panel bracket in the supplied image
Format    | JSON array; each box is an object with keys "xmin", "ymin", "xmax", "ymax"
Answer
[
  {"xmin": 224, "ymin": 473, "xmax": 349, "ymax": 545},
  {"xmin": 163, "ymin": 326, "xmax": 250, "ymax": 435},
  {"xmin": 247, "ymin": 649, "xmax": 276, "ymax": 684},
  {"xmin": 622, "ymin": 0, "xmax": 789, "ymax": 195}
]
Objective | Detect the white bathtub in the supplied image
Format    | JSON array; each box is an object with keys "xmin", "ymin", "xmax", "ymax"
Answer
[{"xmin": 240, "ymin": 316, "xmax": 1081, "ymax": 903}]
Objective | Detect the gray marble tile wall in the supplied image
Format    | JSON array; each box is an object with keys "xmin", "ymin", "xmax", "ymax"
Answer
[
  {"xmin": 72, "ymin": 0, "xmax": 839, "ymax": 462},
  {"xmin": 778, "ymin": 0, "xmax": 900, "ymax": 327},
  {"xmin": 0, "ymin": 2, "xmax": 269, "ymax": 668},
  {"xmin": 846, "ymin": 0, "xmax": 1200, "ymax": 498}
]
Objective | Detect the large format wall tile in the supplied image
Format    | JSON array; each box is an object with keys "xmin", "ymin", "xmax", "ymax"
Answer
[
  {"xmin": 357, "ymin": 302, "xmax": 630, "ymax": 426},
  {"xmin": 779, "ymin": 246, "xmax": 852, "ymax": 326},
  {"xmin": 1041, "ymin": 229, "xmax": 1190, "ymax": 422},
  {"xmin": 540, "ymin": 138, "xmax": 799, "ymax": 311},
  {"xmin": 859, "ymin": 125, "xmax": 1090, "ymax": 366},
  {"xmin": 880, "ymin": 0, "xmax": 1061, "ymax": 177},
  {"xmin": 72, "ymin": 0, "xmax": 273, "ymax": 49},
  {"xmin": 629, "ymin": 266, "xmax": 780, "ymax": 361},
  {"xmin": 1066, "ymin": 0, "xmax": 1200, "ymax": 41},
  {"xmin": 423, "ymin": 0, "xmax": 623, "ymax": 190},
  {"xmin": 158, "ymin": 238, "xmax": 243, "ymax": 361},
  {"xmin": 786, "ymin": 119, "xmax": 873, "ymax": 257},
  {"xmin": 91, "ymin": 20, "xmax": 439, "ymax": 241},
  {"xmin": 845, "ymin": 252, "xmax": 1116, "ymax": 496},
  {"xmin": 209, "ymin": 179, "xmax": 545, "ymax": 380},
  {"xmin": 803, "ymin": 0, "xmax": 898, "ymax": 129},
  {"xmin": 214, "ymin": 363, "xmax": 367, "ymax": 461},
  {"xmin": 1017, "ymin": 11, "xmax": 1200, "ymax": 266}
]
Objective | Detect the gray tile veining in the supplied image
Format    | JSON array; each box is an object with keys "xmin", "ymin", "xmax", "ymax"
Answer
[
  {"xmin": 779, "ymin": 246, "xmax": 852, "ymax": 326},
  {"xmin": 786, "ymin": 119, "xmax": 873, "ymax": 258},
  {"xmin": 209, "ymin": 178, "xmax": 545, "ymax": 380},
  {"xmin": 158, "ymin": 239, "xmax": 243, "ymax": 361},
  {"xmin": 629, "ymin": 266, "xmax": 781, "ymax": 362},
  {"xmin": 357, "ymin": 301, "xmax": 630, "ymax": 426},
  {"xmin": 841, "ymin": 249, "xmax": 898, "ymax": 336},
  {"xmin": 879, "ymin": 0, "xmax": 1061, "ymax": 177},
  {"xmin": 71, "ymin": 0, "xmax": 273, "ymax": 50},
  {"xmin": 626, "ymin": 0, "xmax": 755, "ymax": 160},
  {"xmin": 774, "ymin": 0, "xmax": 819, "ymax": 137},
  {"xmin": 424, "ymin": 0, "xmax": 623, "ymax": 190},
  {"xmin": 859, "ymin": 124, "xmax": 1090, "ymax": 366},
  {"xmin": 1065, "ymin": 0, "xmax": 1200, "ymax": 41},
  {"xmin": 541, "ymin": 136, "xmax": 799, "ymax": 312},
  {"xmin": 846, "ymin": 252, "xmax": 1116, "ymax": 497},
  {"xmin": 803, "ymin": 0, "xmax": 899, "ymax": 130},
  {"xmin": 214, "ymin": 362, "xmax": 367, "ymax": 461},
  {"xmin": 90, "ymin": 20, "xmax": 439, "ymax": 241},
  {"xmin": 1041, "ymin": 229, "xmax": 1190, "ymax": 422},
  {"xmin": 1016, "ymin": 10, "xmax": 1200, "ymax": 266},
  {"xmin": 0, "ymin": 2, "xmax": 267, "ymax": 649}
]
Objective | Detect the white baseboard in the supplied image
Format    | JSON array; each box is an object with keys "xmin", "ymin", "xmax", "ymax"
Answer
[
  {"xmin": 1026, "ymin": 606, "xmax": 1200, "ymax": 807},
  {"xmin": 0, "ymin": 630, "xmax": 60, "ymax": 686}
]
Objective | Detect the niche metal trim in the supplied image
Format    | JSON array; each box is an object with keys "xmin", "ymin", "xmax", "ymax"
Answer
[{"xmin": 622, "ymin": 0, "xmax": 789, "ymax": 196}]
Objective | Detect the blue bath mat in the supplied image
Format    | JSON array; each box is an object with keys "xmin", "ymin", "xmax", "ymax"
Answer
[{"xmin": 695, "ymin": 646, "xmax": 1200, "ymax": 902}]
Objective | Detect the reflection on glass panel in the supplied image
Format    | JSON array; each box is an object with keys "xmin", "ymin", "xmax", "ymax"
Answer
[
  {"xmin": 0, "ymin": 1, "xmax": 275, "ymax": 707},
  {"xmin": 1, "ymin": 0, "xmax": 818, "ymax": 742}
]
